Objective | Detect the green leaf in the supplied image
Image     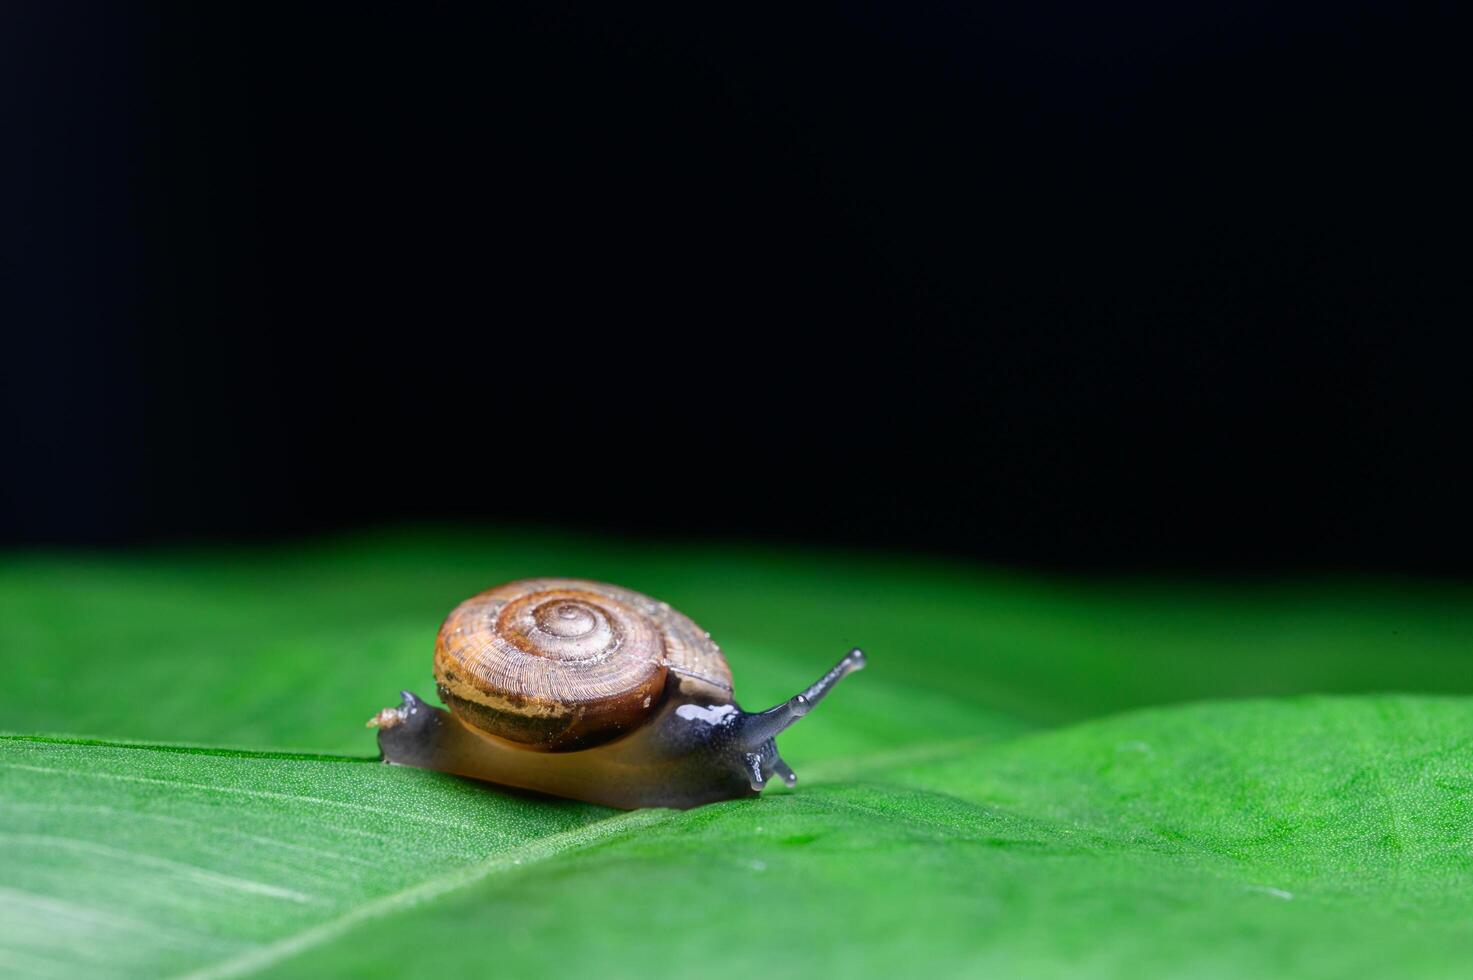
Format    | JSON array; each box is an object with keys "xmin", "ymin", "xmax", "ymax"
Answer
[
  {"xmin": 0, "ymin": 734, "xmax": 628, "ymax": 977},
  {"xmin": 4, "ymin": 530, "xmax": 1473, "ymax": 977},
  {"xmin": 5, "ymin": 698, "xmax": 1473, "ymax": 978},
  {"xmin": 269, "ymin": 696, "xmax": 1473, "ymax": 979}
]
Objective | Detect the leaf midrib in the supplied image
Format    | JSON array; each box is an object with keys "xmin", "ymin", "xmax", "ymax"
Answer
[
  {"xmin": 0, "ymin": 730, "xmax": 1014, "ymax": 979},
  {"xmin": 174, "ymin": 808, "xmax": 676, "ymax": 980}
]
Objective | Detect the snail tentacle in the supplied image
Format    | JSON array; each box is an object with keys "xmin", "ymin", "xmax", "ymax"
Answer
[
  {"xmin": 799, "ymin": 648, "xmax": 867, "ymax": 706},
  {"xmin": 737, "ymin": 695, "xmax": 810, "ymax": 745},
  {"xmin": 734, "ymin": 647, "xmax": 866, "ymax": 748},
  {"xmin": 742, "ymin": 752, "xmax": 766, "ymax": 792},
  {"xmin": 770, "ymin": 756, "xmax": 798, "ymax": 788}
]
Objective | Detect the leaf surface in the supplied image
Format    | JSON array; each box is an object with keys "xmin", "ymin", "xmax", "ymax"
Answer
[
  {"xmin": 257, "ymin": 696, "xmax": 1473, "ymax": 979},
  {"xmin": 4, "ymin": 698, "xmax": 1473, "ymax": 978},
  {"xmin": 0, "ymin": 736, "xmax": 619, "ymax": 978},
  {"xmin": 4, "ymin": 531, "xmax": 1473, "ymax": 978}
]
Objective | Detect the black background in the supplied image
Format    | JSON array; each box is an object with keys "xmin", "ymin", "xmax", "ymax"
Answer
[{"xmin": 4, "ymin": 2, "xmax": 1468, "ymax": 570}]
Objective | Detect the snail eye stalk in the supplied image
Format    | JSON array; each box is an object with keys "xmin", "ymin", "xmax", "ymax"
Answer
[
  {"xmin": 737, "ymin": 648, "xmax": 866, "ymax": 747},
  {"xmin": 732, "ymin": 648, "xmax": 866, "ymax": 790}
]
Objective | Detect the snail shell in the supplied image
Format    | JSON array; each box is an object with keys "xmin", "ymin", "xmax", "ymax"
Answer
[
  {"xmin": 371, "ymin": 578, "xmax": 865, "ymax": 809},
  {"xmin": 433, "ymin": 579, "xmax": 732, "ymax": 750}
]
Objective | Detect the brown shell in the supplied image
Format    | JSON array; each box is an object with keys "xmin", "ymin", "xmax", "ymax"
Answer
[{"xmin": 433, "ymin": 578, "xmax": 733, "ymax": 751}]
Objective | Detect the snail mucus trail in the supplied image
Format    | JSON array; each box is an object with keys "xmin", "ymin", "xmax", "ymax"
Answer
[{"xmin": 369, "ymin": 579, "xmax": 865, "ymax": 809}]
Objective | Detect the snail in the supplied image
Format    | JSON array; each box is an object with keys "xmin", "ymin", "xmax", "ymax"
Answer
[{"xmin": 368, "ymin": 578, "xmax": 865, "ymax": 809}]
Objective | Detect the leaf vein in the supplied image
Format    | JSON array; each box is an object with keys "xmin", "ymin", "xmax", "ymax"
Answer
[{"xmin": 174, "ymin": 808, "xmax": 673, "ymax": 980}]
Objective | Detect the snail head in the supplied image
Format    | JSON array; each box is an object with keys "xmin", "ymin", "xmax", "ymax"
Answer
[{"xmin": 727, "ymin": 647, "xmax": 867, "ymax": 791}]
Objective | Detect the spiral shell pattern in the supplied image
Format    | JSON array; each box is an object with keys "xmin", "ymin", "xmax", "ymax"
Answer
[{"xmin": 433, "ymin": 578, "xmax": 733, "ymax": 750}]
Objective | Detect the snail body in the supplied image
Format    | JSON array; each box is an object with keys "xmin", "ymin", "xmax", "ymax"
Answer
[{"xmin": 369, "ymin": 578, "xmax": 865, "ymax": 809}]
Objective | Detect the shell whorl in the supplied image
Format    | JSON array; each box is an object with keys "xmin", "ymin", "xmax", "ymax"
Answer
[{"xmin": 433, "ymin": 578, "xmax": 733, "ymax": 750}]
